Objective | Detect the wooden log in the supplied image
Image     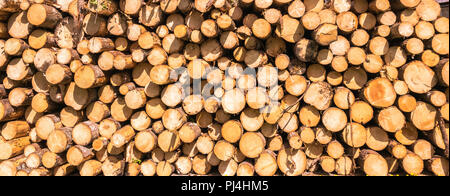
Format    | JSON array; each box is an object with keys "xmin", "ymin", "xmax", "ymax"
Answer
[
  {"xmin": 322, "ymin": 107, "xmax": 347, "ymax": 132},
  {"xmin": 402, "ymin": 152, "xmax": 424, "ymax": 175},
  {"xmin": 7, "ymin": 11, "xmax": 33, "ymax": 39},
  {"xmin": 364, "ymin": 77, "xmax": 397, "ymax": 108},
  {"xmin": 27, "ymin": 3, "xmax": 61, "ymax": 28},
  {"xmin": 378, "ymin": 106, "xmax": 406, "ymax": 133},
  {"xmin": 277, "ymin": 147, "xmax": 306, "ymax": 176},
  {"xmin": 402, "ymin": 61, "xmax": 438, "ymax": 94},
  {"xmin": 120, "ymin": 0, "xmax": 143, "ymax": 15},
  {"xmin": 1, "ymin": 120, "xmax": 30, "ymax": 140},
  {"xmin": 88, "ymin": 37, "xmax": 115, "ymax": 54},
  {"xmin": 86, "ymin": 0, "xmax": 117, "ymax": 15},
  {"xmin": 0, "ymin": 136, "xmax": 29, "ymax": 161},
  {"xmin": 74, "ymin": 65, "xmax": 107, "ymax": 89},
  {"xmin": 66, "ymin": 145, "xmax": 94, "ymax": 166},
  {"xmin": 359, "ymin": 150, "xmax": 388, "ymax": 176}
]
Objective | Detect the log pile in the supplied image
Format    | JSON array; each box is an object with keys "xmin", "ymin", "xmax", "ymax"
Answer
[{"xmin": 0, "ymin": 0, "xmax": 448, "ymax": 176}]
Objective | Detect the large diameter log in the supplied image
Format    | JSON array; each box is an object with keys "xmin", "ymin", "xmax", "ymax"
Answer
[
  {"xmin": 27, "ymin": 3, "xmax": 62, "ymax": 28},
  {"xmin": 402, "ymin": 61, "xmax": 438, "ymax": 94},
  {"xmin": 359, "ymin": 150, "xmax": 388, "ymax": 176},
  {"xmin": 276, "ymin": 147, "xmax": 306, "ymax": 176},
  {"xmin": 304, "ymin": 81, "xmax": 333, "ymax": 110},
  {"xmin": 364, "ymin": 77, "xmax": 397, "ymax": 108},
  {"xmin": 55, "ymin": 17, "xmax": 77, "ymax": 49},
  {"xmin": 0, "ymin": 136, "xmax": 30, "ymax": 160},
  {"xmin": 7, "ymin": 11, "xmax": 32, "ymax": 39},
  {"xmin": 312, "ymin": 24, "xmax": 337, "ymax": 46}
]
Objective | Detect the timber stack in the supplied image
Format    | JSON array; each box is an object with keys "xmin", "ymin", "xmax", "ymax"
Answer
[{"xmin": 0, "ymin": 0, "xmax": 448, "ymax": 176}]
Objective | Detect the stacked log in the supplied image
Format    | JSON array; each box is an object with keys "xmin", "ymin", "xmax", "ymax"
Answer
[{"xmin": 0, "ymin": 0, "xmax": 448, "ymax": 176}]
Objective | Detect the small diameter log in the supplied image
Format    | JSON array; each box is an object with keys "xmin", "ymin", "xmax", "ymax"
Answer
[
  {"xmin": 33, "ymin": 48, "xmax": 56, "ymax": 73},
  {"xmin": 53, "ymin": 163, "xmax": 75, "ymax": 176},
  {"xmin": 350, "ymin": 101, "xmax": 373, "ymax": 124},
  {"xmin": 111, "ymin": 125, "xmax": 135, "ymax": 148},
  {"xmin": 162, "ymin": 108, "xmax": 187, "ymax": 131},
  {"xmin": 71, "ymin": 121, "xmax": 99, "ymax": 146},
  {"xmin": 350, "ymin": 29, "xmax": 369, "ymax": 46},
  {"xmin": 302, "ymin": 11, "xmax": 320, "ymax": 31},
  {"xmin": 135, "ymin": 129, "xmax": 157, "ymax": 153},
  {"xmin": 411, "ymin": 101, "xmax": 437, "ymax": 131},
  {"xmin": 158, "ymin": 130, "xmax": 181, "ymax": 153},
  {"xmin": 63, "ymin": 82, "xmax": 89, "ymax": 111},
  {"xmin": 416, "ymin": 0, "xmax": 441, "ymax": 22},
  {"xmin": 322, "ymin": 107, "xmax": 347, "ymax": 132},
  {"xmin": 431, "ymin": 123, "xmax": 449, "ymax": 151},
  {"xmin": 377, "ymin": 106, "xmax": 405, "ymax": 133},
  {"xmin": 25, "ymin": 148, "xmax": 49, "ymax": 169},
  {"xmin": 359, "ymin": 150, "xmax": 388, "ymax": 176},
  {"xmin": 124, "ymin": 89, "xmax": 146, "ymax": 110},
  {"xmin": 336, "ymin": 11, "xmax": 358, "ymax": 33},
  {"xmin": 196, "ymin": 134, "xmax": 214, "ymax": 155},
  {"xmin": 45, "ymin": 64, "xmax": 72, "ymax": 85},
  {"xmin": 8, "ymin": 88, "xmax": 33, "ymax": 107},
  {"xmin": 342, "ymin": 123, "xmax": 367, "ymax": 148},
  {"xmin": 285, "ymin": 75, "xmax": 307, "ymax": 97},
  {"xmin": 102, "ymin": 156, "xmax": 125, "ymax": 176},
  {"xmin": 6, "ymin": 58, "xmax": 33, "ymax": 81},
  {"xmin": 92, "ymin": 137, "xmax": 108, "ymax": 152},
  {"xmin": 1, "ymin": 120, "xmax": 30, "ymax": 140},
  {"xmin": 120, "ymin": 0, "xmax": 143, "ymax": 15},
  {"xmin": 388, "ymin": 140, "xmax": 407, "ymax": 159},
  {"xmin": 24, "ymin": 107, "xmax": 43, "ymax": 125},
  {"xmin": 74, "ymin": 65, "xmax": 107, "ymax": 89},
  {"xmin": 5, "ymin": 38, "xmax": 28, "ymax": 56},
  {"xmin": 130, "ymin": 111, "xmax": 151, "ymax": 131},
  {"xmin": 86, "ymin": 0, "xmax": 118, "ymax": 16},
  {"xmin": 27, "ymin": 3, "xmax": 62, "ymax": 28},
  {"xmin": 431, "ymin": 34, "xmax": 449, "ymax": 56},
  {"xmin": 412, "ymin": 139, "xmax": 435, "ymax": 160},
  {"xmin": 333, "ymin": 87, "xmax": 355, "ymax": 110},
  {"xmin": 47, "ymin": 127, "xmax": 72, "ymax": 153},
  {"xmin": 42, "ymin": 151, "xmax": 65, "ymax": 169},
  {"xmin": 35, "ymin": 114, "xmax": 61, "ymax": 140},
  {"xmin": 0, "ymin": 136, "xmax": 30, "ymax": 160},
  {"xmin": 239, "ymin": 132, "xmax": 266, "ymax": 158},
  {"xmin": 88, "ymin": 37, "xmax": 115, "ymax": 54},
  {"xmin": 254, "ymin": 150, "xmax": 277, "ymax": 176},
  {"xmin": 394, "ymin": 123, "xmax": 418, "ymax": 147},
  {"xmin": 402, "ymin": 152, "xmax": 424, "ymax": 176},
  {"xmin": 30, "ymin": 93, "xmax": 54, "ymax": 113},
  {"xmin": 82, "ymin": 13, "xmax": 107, "ymax": 36},
  {"xmin": 66, "ymin": 145, "xmax": 94, "ymax": 166},
  {"xmin": 427, "ymin": 156, "xmax": 449, "ymax": 176},
  {"xmin": 320, "ymin": 156, "xmax": 336, "ymax": 173},
  {"xmin": 98, "ymin": 51, "xmax": 124, "ymax": 71},
  {"xmin": 294, "ymin": 38, "xmax": 318, "ymax": 62},
  {"xmin": 79, "ymin": 160, "xmax": 102, "ymax": 176}
]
